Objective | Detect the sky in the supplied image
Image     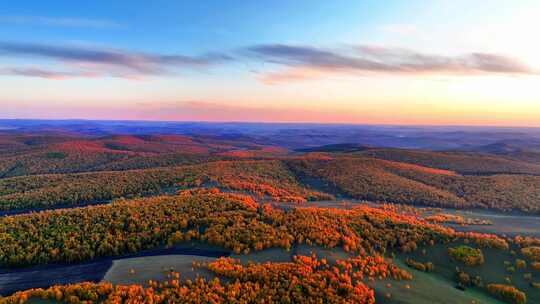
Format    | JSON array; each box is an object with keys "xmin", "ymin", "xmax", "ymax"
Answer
[{"xmin": 1, "ymin": 0, "xmax": 540, "ymax": 126}]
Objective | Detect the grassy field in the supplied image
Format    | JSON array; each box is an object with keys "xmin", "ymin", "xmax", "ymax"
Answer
[{"xmin": 102, "ymin": 255, "xmax": 217, "ymax": 286}]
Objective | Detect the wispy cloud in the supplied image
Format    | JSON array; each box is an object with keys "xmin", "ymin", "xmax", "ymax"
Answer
[
  {"xmin": 0, "ymin": 15, "xmax": 121, "ymax": 29},
  {"xmin": 246, "ymin": 44, "xmax": 536, "ymax": 83},
  {"xmin": 0, "ymin": 67, "xmax": 99, "ymax": 80},
  {"xmin": 135, "ymin": 100, "xmax": 360, "ymax": 123},
  {"xmin": 0, "ymin": 41, "xmax": 233, "ymax": 79},
  {"xmin": 1, "ymin": 40, "xmax": 536, "ymax": 82},
  {"xmin": 355, "ymin": 45, "xmax": 532, "ymax": 74}
]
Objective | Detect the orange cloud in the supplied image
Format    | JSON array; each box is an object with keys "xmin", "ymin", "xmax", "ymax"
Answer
[{"xmin": 257, "ymin": 68, "xmax": 341, "ymax": 84}]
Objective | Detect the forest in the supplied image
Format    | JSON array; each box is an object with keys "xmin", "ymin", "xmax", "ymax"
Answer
[
  {"xmin": 0, "ymin": 130, "xmax": 539, "ymax": 303},
  {"xmin": 0, "ymin": 190, "xmax": 472, "ymax": 267},
  {"xmin": 2, "ymin": 154, "xmax": 540, "ymax": 213},
  {"xmin": 0, "ymin": 190, "xmax": 520, "ymax": 304},
  {"xmin": 1, "ymin": 254, "xmax": 411, "ymax": 304}
]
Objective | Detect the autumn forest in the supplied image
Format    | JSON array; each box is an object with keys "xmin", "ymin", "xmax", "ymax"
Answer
[{"xmin": 0, "ymin": 127, "xmax": 539, "ymax": 304}]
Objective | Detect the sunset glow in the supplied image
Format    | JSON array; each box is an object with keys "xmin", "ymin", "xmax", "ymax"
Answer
[{"xmin": 1, "ymin": 1, "xmax": 539, "ymax": 126}]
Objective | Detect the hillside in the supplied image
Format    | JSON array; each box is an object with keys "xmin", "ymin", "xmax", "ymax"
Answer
[
  {"xmin": 287, "ymin": 156, "xmax": 540, "ymax": 213},
  {"xmin": 296, "ymin": 143, "xmax": 372, "ymax": 153},
  {"xmin": 287, "ymin": 157, "xmax": 465, "ymax": 207},
  {"xmin": 358, "ymin": 148, "xmax": 540, "ymax": 175},
  {"xmin": 0, "ymin": 133, "xmax": 284, "ymax": 178},
  {"xmin": 3, "ymin": 151, "xmax": 540, "ymax": 214},
  {"xmin": 0, "ymin": 130, "xmax": 538, "ymax": 303},
  {"xmin": 0, "ymin": 160, "xmax": 332, "ymax": 211}
]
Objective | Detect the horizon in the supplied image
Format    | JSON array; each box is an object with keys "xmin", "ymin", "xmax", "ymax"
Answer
[
  {"xmin": 3, "ymin": 117, "xmax": 540, "ymax": 130},
  {"xmin": 2, "ymin": 1, "xmax": 540, "ymax": 126}
]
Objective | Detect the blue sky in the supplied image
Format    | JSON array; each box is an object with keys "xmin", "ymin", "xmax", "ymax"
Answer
[
  {"xmin": 1, "ymin": 1, "xmax": 539, "ymax": 125},
  {"xmin": 2, "ymin": 1, "xmax": 407, "ymax": 52}
]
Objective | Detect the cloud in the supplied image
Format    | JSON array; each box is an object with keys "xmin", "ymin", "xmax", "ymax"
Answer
[
  {"xmin": 135, "ymin": 100, "xmax": 361, "ymax": 123},
  {"xmin": 0, "ymin": 67, "xmax": 102, "ymax": 80},
  {"xmin": 246, "ymin": 44, "xmax": 536, "ymax": 83},
  {"xmin": 1, "ymin": 41, "xmax": 535, "ymax": 82},
  {"xmin": 0, "ymin": 41, "xmax": 233, "ymax": 79},
  {"xmin": 256, "ymin": 68, "xmax": 336, "ymax": 85},
  {"xmin": 355, "ymin": 46, "xmax": 532, "ymax": 74},
  {"xmin": 246, "ymin": 44, "xmax": 390, "ymax": 71},
  {"xmin": 0, "ymin": 67, "xmax": 87, "ymax": 79},
  {"xmin": 0, "ymin": 15, "xmax": 121, "ymax": 29}
]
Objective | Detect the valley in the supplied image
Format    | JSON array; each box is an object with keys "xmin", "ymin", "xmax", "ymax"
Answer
[{"xmin": 0, "ymin": 126, "xmax": 539, "ymax": 303}]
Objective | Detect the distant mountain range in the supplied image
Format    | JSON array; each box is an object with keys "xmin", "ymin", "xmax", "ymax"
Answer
[{"xmin": 2, "ymin": 119, "xmax": 540, "ymax": 152}]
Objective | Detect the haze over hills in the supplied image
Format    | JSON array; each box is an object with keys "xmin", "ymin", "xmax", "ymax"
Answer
[
  {"xmin": 2, "ymin": 119, "xmax": 540, "ymax": 152},
  {"xmin": 2, "ymin": 123, "xmax": 540, "ymax": 214}
]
